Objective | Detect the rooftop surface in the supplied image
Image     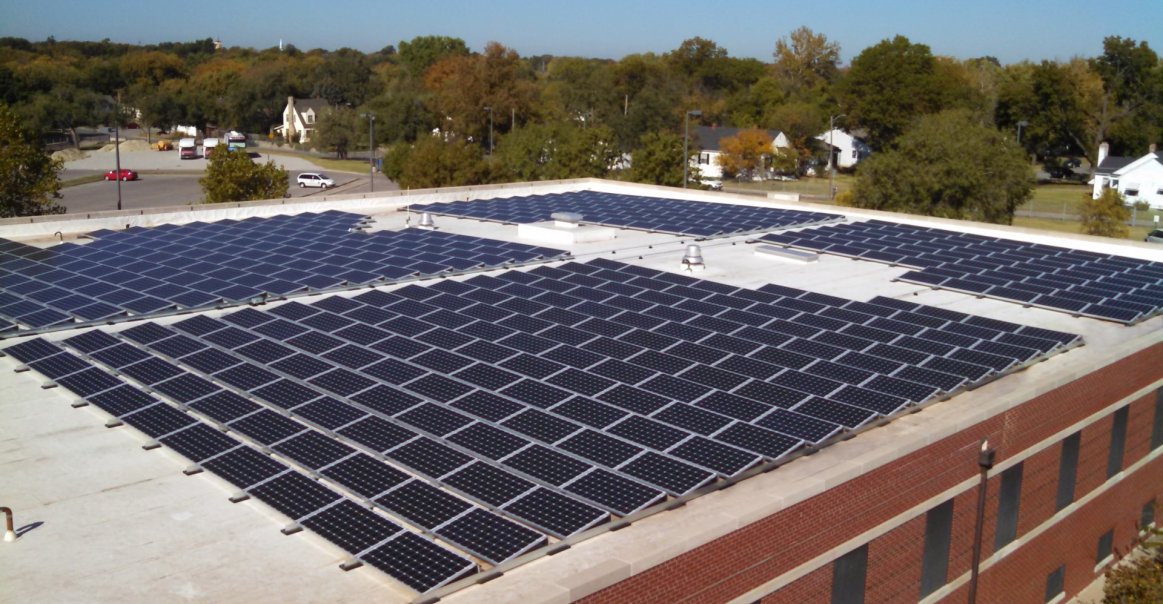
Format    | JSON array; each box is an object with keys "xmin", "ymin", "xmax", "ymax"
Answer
[{"xmin": 1, "ymin": 180, "xmax": 1161, "ymax": 603}]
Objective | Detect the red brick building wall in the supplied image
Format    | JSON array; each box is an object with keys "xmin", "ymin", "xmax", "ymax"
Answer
[{"xmin": 580, "ymin": 343, "xmax": 1163, "ymax": 604}]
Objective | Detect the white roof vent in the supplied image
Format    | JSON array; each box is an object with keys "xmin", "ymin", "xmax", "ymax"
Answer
[{"xmin": 681, "ymin": 244, "xmax": 705, "ymax": 271}]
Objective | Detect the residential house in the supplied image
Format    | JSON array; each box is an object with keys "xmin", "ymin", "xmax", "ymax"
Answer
[
  {"xmin": 274, "ymin": 97, "xmax": 328, "ymax": 144},
  {"xmin": 815, "ymin": 128, "xmax": 871, "ymax": 170},
  {"xmin": 693, "ymin": 126, "xmax": 792, "ymax": 181},
  {"xmin": 1091, "ymin": 142, "xmax": 1163, "ymax": 209}
]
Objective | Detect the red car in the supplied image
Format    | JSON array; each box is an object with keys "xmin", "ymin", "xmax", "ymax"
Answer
[{"xmin": 104, "ymin": 169, "xmax": 138, "ymax": 181}]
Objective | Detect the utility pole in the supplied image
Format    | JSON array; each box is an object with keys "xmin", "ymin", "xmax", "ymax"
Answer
[
  {"xmin": 484, "ymin": 107, "xmax": 494, "ymax": 156},
  {"xmin": 829, "ymin": 113, "xmax": 845, "ymax": 200},
  {"xmin": 362, "ymin": 113, "xmax": 376, "ymax": 192},
  {"xmin": 683, "ymin": 109, "xmax": 701, "ymax": 189}
]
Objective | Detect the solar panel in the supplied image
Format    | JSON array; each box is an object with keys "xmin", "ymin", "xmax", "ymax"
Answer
[
  {"xmin": 435, "ymin": 508, "xmax": 546, "ymax": 564},
  {"xmin": 374, "ymin": 480, "xmax": 472, "ymax": 529},
  {"xmin": 158, "ymin": 424, "xmax": 239, "ymax": 462},
  {"xmin": 501, "ymin": 487, "xmax": 608, "ymax": 538},
  {"xmin": 618, "ymin": 451, "xmax": 715, "ymax": 496},
  {"xmin": 361, "ymin": 531, "xmax": 476, "ymax": 593},
  {"xmin": 320, "ymin": 453, "xmax": 411, "ymax": 498},
  {"xmin": 201, "ymin": 446, "xmax": 289, "ymax": 489},
  {"xmin": 300, "ymin": 500, "xmax": 402, "ymax": 554},
  {"xmin": 248, "ymin": 471, "xmax": 342, "ymax": 520}
]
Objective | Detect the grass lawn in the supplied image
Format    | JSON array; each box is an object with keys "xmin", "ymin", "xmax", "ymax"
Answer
[
  {"xmin": 262, "ymin": 148, "xmax": 369, "ymax": 173},
  {"xmin": 724, "ymin": 174, "xmax": 855, "ymax": 199}
]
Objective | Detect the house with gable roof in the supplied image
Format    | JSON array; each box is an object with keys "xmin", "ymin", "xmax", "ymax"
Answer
[
  {"xmin": 1090, "ymin": 142, "xmax": 1163, "ymax": 209},
  {"xmin": 693, "ymin": 126, "xmax": 793, "ymax": 181},
  {"xmin": 274, "ymin": 96, "xmax": 328, "ymax": 144}
]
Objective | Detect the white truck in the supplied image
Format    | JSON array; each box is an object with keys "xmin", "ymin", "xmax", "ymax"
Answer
[
  {"xmin": 178, "ymin": 137, "xmax": 197, "ymax": 159},
  {"xmin": 202, "ymin": 137, "xmax": 220, "ymax": 158}
]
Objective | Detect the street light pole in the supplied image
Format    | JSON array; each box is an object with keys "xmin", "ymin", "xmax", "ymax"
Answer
[
  {"xmin": 683, "ymin": 109, "xmax": 702, "ymax": 189},
  {"xmin": 1016, "ymin": 120, "xmax": 1029, "ymax": 145},
  {"xmin": 362, "ymin": 113, "xmax": 376, "ymax": 193},
  {"xmin": 829, "ymin": 113, "xmax": 846, "ymax": 200},
  {"xmin": 968, "ymin": 440, "xmax": 996, "ymax": 604},
  {"xmin": 114, "ymin": 91, "xmax": 123, "ymax": 211}
]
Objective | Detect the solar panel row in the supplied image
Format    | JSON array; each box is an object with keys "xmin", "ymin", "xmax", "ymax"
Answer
[
  {"xmin": 759, "ymin": 220, "xmax": 1163, "ymax": 324},
  {"xmin": 409, "ymin": 191, "xmax": 841, "ymax": 237},
  {"xmin": 0, "ymin": 337, "xmax": 478, "ymax": 594},
  {"xmin": 0, "ymin": 212, "xmax": 567, "ymax": 335}
]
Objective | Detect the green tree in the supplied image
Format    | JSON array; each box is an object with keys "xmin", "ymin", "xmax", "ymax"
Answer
[
  {"xmin": 1080, "ymin": 188, "xmax": 1130, "ymax": 238},
  {"xmin": 850, "ymin": 109, "xmax": 1032, "ymax": 224},
  {"xmin": 772, "ymin": 26, "xmax": 840, "ymax": 98},
  {"xmin": 493, "ymin": 123, "xmax": 617, "ymax": 182},
  {"xmin": 200, "ymin": 149, "xmax": 289, "ymax": 203},
  {"xmin": 397, "ymin": 36, "xmax": 470, "ymax": 78},
  {"xmin": 0, "ymin": 103, "xmax": 64, "ymax": 217},
  {"xmin": 1088, "ymin": 36, "xmax": 1160, "ymax": 158},
  {"xmin": 398, "ymin": 136, "xmax": 488, "ymax": 189},
  {"xmin": 631, "ymin": 131, "xmax": 687, "ymax": 187},
  {"xmin": 1102, "ymin": 521, "xmax": 1162, "ymax": 603},
  {"xmin": 314, "ymin": 106, "xmax": 362, "ymax": 159},
  {"xmin": 838, "ymin": 35, "xmax": 948, "ymax": 150}
]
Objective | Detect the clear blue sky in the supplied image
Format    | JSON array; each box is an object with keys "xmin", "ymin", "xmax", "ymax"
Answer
[{"xmin": 3, "ymin": 0, "xmax": 1160, "ymax": 65}]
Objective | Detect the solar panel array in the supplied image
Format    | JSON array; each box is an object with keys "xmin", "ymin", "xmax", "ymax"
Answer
[
  {"xmin": 0, "ymin": 211, "xmax": 567, "ymax": 335},
  {"xmin": 409, "ymin": 191, "xmax": 841, "ymax": 237},
  {"xmin": 3, "ymin": 255, "xmax": 1081, "ymax": 593},
  {"xmin": 759, "ymin": 220, "xmax": 1163, "ymax": 324}
]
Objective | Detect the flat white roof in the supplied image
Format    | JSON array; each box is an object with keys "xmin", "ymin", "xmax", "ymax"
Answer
[{"xmin": 2, "ymin": 180, "xmax": 1161, "ymax": 603}]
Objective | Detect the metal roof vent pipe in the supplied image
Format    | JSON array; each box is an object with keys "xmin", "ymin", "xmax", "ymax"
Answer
[
  {"xmin": 417, "ymin": 212, "xmax": 437, "ymax": 230},
  {"xmin": 681, "ymin": 244, "xmax": 705, "ymax": 272},
  {"xmin": 2, "ymin": 506, "xmax": 15, "ymax": 542}
]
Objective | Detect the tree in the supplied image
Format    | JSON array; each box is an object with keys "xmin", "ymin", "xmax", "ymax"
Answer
[
  {"xmin": 1087, "ymin": 36, "xmax": 1159, "ymax": 159},
  {"xmin": 849, "ymin": 109, "xmax": 1032, "ymax": 224},
  {"xmin": 718, "ymin": 129, "xmax": 773, "ymax": 179},
  {"xmin": 493, "ymin": 123, "xmax": 617, "ymax": 182},
  {"xmin": 314, "ymin": 106, "xmax": 362, "ymax": 159},
  {"xmin": 838, "ymin": 36, "xmax": 948, "ymax": 150},
  {"xmin": 1080, "ymin": 188, "xmax": 1130, "ymax": 238},
  {"xmin": 200, "ymin": 149, "xmax": 289, "ymax": 203},
  {"xmin": 772, "ymin": 26, "xmax": 840, "ymax": 98},
  {"xmin": 0, "ymin": 103, "xmax": 64, "ymax": 217},
  {"xmin": 398, "ymin": 136, "xmax": 488, "ymax": 189},
  {"xmin": 397, "ymin": 36, "xmax": 469, "ymax": 78},
  {"xmin": 423, "ymin": 42, "xmax": 538, "ymax": 149},
  {"xmin": 630, "ymin": 131, "xmax": 687, "ymax": 187}
]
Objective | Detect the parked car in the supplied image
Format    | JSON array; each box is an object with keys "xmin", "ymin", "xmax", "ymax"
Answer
[
  {"xmin": 297, "ymin": 172, "xmax": 335, "ymax": 188},
  {"xmin": 1146, "ymin": 229, "xmax": 1163, "ymax": 243},
  {"xmin": 104, "ymin": 169, "xmax": 138, "ymax": 181}
]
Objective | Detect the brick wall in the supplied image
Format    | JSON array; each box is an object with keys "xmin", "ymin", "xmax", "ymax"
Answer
[{"xmin": 580, "ymin": 343, "xmax": 1163, "ymax": 604}]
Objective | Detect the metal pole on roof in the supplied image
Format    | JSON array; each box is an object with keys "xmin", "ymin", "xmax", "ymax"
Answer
[
  {"xmin": 683, "ymin": 109, "xmax": 701, "ymax": 189},
  {"xmin": 829, "ymin": 113, "xmax": 845, "ymax": 200},
  {"xmin": 968, "ymin": 440, "xmax": 996, "ymax": 604}
]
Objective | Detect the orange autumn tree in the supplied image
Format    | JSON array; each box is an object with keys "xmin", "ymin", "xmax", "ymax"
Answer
[{"xmin": 718, "ymin": 128, "xmax": 773, "ymax": 180}]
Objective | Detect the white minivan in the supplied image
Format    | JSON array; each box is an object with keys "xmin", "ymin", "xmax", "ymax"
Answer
[{"xmin": 297, "ymin": 173, "xmax": 335, "ymax": 188}]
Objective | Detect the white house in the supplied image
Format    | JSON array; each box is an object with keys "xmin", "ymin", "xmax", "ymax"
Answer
[
  {"xmin": 273, "ymin": 97, "xmax": 328, "ymax": 144},
  {"xmin": 815, "ymin": 128, "xmax": 871, "ymax": 170},
  {"xmin": 693, "ymin": 126, "xmax": 793, "ymax": 180},
  {"xmin": 1091, "ymin": 142, "xmax": 1163, "ymax": 209}
]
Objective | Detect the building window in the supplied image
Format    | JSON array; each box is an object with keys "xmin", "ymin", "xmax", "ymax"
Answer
[
  {"xmin": 1056, "ymin": 432, "xmax": 1081, "ymax": 511},
  {"xmin": 1151, "ymin": 389, "xmax": 1163, "ymax": 450},
  {"xmin": 995, "ymin": 462, "xmax": 1024, "ymax": 551},
  {"xmin": 1125, "ymin": 188, "xmax": 1140, "ymax": 197},
  {"xmin": 1045, "ymin": 565, "xmax": 1065, "ymax": 602},
  {"xmin": 699, "ymin": 153, "xmax": 710, "ymax": 165},
  {"xmin": 920, "ymin": 500, "xmax": 954, "ymax": 598},
  {"xmin": 1107, "ymin": 406, "xmax": 1129, "ymax": 479},
  {"xmin": 1142, "ymin": 499, "xmax": 1157, "ymax": 532},
  {"xmin": 1096, "ymin": 529, "xmax": 1114, "ymax": 566},
  {"xmin": 305, "ymin": 112, "xmax": 315, "ymax": 125},
  {"xmin": 831, "ymin": 544, "xmax": 868, "ymax": 604}
]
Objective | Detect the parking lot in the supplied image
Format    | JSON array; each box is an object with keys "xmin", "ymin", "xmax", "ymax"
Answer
[{"xmin": 58, "ymin": 147, "xmax": 397, "ymax": 213}]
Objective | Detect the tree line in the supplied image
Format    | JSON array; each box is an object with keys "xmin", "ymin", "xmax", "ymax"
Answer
[{"xmin": 1, "ymin": 31, "xmax": 1160, "ymax": 222}]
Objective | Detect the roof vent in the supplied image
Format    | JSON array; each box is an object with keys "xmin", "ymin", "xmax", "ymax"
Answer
[
  {"xmin": 681, "ymin": 244, "xmax": 705, "ymax": 271},
  {"xmin": 417, "ymin": 212, "xmax": 437, "ymax": 230},
  {"xmin": 552, "ymin": 212, "xmax": 583, "ymax": 228}
]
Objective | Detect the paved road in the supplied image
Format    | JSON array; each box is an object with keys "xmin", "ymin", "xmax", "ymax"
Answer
[{"xmin": 58, "ymin": 147, "xmax": 398, "ymax": 213}]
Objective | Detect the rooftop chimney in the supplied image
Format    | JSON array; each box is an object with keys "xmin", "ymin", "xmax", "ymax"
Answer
[
  {"xmin": 1098, "ymin": 142, "xmax": 1109, "ymax": 166},
  {"xmin": 1151, "ymin": 143, "xmax": 1157, "ymax": 155}
]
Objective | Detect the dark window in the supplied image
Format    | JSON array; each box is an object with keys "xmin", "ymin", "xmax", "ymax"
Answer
[
  {"xmin": 1151, "ymin": 389, "xmax": 1163, "ymax": 450},
  {"xmin": 995, "ymin": 462, "xmax": 1024, "ymax": 551},
  {"xmin": 920, "ymin": 500, "xmax": 954, "ymax": 598},
  {"xmin": 1124, "ymin": 188, "xmax": 1140, "ymax": 197},
  {"xmin": 1096, "ymin": 529, "xmax": 1114, "ymax": 564},
  {"xmin": 1142, "ymin": 499, "xmax": 1157, "ymax": 531},
  {"xmin": 1056, "ymin": 432, "xmax": 1081, "ymax": 511},
  {"xmin": 831, "ymin": 544, "xmax": 868, "ymax": 604},
  {"xmin": 1045, "ymin": 565, "xmax": 1065, "ymax": 602},
  {"xmin": 1107, "ymin": 406, "xmax": 1129, "ymax": 478}
]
